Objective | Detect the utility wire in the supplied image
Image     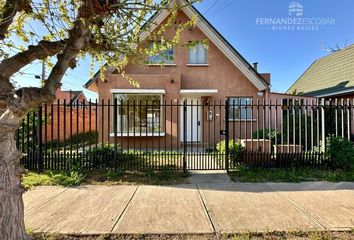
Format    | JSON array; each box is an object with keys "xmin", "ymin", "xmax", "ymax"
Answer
[{"xmin": 204, "ymin": 0, "xmax": 222, "ymax": 15}]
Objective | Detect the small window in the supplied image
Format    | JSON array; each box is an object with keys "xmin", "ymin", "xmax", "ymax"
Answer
[
  {"xmin": 188, "ymin": 43, "xmax": 207, "ymax": 64},
  {"xmin": 147, "ymin": 42, "xmax": 175, "ymax": 64},
  {"xmin": 228, "ymin": 97, "xmax": 253, "ymax": 120},
  {"xmin": 113, "ymin": 94, "xmax": 163, "ymax": 134}
]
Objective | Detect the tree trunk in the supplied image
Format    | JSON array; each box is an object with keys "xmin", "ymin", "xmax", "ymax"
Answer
[{"xmin": 0, "ymin": 109, "xmax": 27, "ymax": 240}]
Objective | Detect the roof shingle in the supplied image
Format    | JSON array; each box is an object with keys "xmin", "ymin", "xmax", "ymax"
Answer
[{"xmin": 287, "ymin": 44, "xmax": 354, "ymax": 96}]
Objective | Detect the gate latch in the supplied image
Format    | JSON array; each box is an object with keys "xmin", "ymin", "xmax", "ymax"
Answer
[{"xmin": 220, "ymin": 130, "xmax": 226, "ymax": 135}]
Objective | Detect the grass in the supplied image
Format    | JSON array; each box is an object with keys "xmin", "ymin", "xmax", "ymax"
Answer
[
  {"xmin": 84, "ymin": 168, "xmax": 190, "ymax": 185},
  {"xmin": 22, "ymin": 168, "xmax": 189, "ymax": 189},
  {"xmin": 27, "ymin": 230, "xmax": 354, "ymax": 240},
  {"xmin": 22, "ymin": 170, "xmax": 85, "ymax": 190},
  {"xmin": 229, "ymin": 167, "xmax": 354, "ymax": 183}
]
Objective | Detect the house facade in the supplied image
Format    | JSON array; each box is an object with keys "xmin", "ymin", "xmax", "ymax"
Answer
[{"xmin": 85, "ymin": 1, "xmax": 313, "ymax": 150}]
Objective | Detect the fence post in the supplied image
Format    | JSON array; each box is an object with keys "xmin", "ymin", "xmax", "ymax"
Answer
[
  {"xmin": 37, "ymin": 106, "xmax": 43, "ymax": 171},
  {"xmin": 113, "ymin": 98, "xmax": 118, "ymax": 169},
  {"xmin": 225, "ymin": 98, "xmax": 230, "ymax": 172},
  {"xmin": 183, "ymin": 100, "xmax": 187, "ymax": 173},
  {"xmin": 321, "ymin": 98, "xmax": 326, "ymax": 153}
]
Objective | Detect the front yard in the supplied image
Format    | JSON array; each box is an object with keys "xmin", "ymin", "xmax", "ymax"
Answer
[
  {"xmin": 228, "ymin": 167, "xmax": 354, "ymax": 183},
  {"xmin": 22, "ymin": 169, "xmax": 189, "ymax": 189}
]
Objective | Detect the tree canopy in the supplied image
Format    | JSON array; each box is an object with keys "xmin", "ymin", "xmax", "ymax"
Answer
[{"xmin": 0, "ymin": 0, "xmax": 197, "ymax": 116}]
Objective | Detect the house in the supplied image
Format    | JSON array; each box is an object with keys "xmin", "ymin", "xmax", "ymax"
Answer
[
  {"xmin": 42, "ymin": 89, "xmax": 96, "ymax": 142},
  {"xmin": 54, "ymin": 89, "xmax": 87, "ymax": 105},
  {"xmin": 287, "ymin": 44, "xmax": 354, "ymax": 99},
  {"xmin": 84, "ymin": 0, "xmax": 312, "ymax": 150},
  {"xmin": 287, "ymin": 45, "xmax": 354, "ymax": 139}
]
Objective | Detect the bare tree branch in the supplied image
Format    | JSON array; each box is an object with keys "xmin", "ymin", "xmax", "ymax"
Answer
[
  {"xmin": 42, "ymin": 20, "xmax": 90, "ymax": 97},
  {"xmin": 0, "ymin": 40, "xmax": 66, "ymax": 79}
]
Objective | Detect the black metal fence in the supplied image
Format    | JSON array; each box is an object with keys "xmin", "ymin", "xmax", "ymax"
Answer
[{"xmin": 17, "ymin": 98, "xmax": 353, "ymax": 171}]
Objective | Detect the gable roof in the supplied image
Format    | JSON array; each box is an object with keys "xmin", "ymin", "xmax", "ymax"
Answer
[
  {"xmin": 287, "ymin": 44, "xmax": 354, "ymax": 97},
  {"xmin": 85, "ymin": 0, "xmax": 269, "ymax": 91},
  {"xmin": 55, "ymin": 89, "xmax": 86, "ymax": 102}
]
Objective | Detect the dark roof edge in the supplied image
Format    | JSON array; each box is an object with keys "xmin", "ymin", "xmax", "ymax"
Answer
[{"xmin": 190, "ymin": 5, "xmax": 269, "ymax": 88}]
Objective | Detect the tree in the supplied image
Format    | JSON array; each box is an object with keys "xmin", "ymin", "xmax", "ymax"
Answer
[{"xmin": 0, "ymin": 0, "xmax": 197, "ymax": 238}]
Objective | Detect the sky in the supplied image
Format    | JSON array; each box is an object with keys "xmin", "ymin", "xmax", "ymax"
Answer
[{"xmin": 12, "ymin": 0, "xmax": 354, "ymax": 99}]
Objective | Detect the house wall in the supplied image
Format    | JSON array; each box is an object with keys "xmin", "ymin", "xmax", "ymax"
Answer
[
  {"xmin": 42, "ymin": 106, "xmax": 97, "ymax": 143},
  {"xmin": 95, "ymin": 10, "xmax": 270, "ymax": 149},
  {"xmin": 41, "ymin": 90, "xmax": 96, "ymax": 143}
]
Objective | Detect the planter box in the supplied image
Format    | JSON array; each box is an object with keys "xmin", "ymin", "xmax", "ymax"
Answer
[
  {"xmin": 239, "ymin": 139, "xmax": 271, "ymax": 152},
  {"xmin": 273, "ymin": 144, "xmax": 303, "ymax": 154}
]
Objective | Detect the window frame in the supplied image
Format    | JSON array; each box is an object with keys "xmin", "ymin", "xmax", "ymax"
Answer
[
  {"xmin": 146, "ymin": 42, "xmax": 175, "ymax": 65},
  {"xmin": 228, "ymin": 97, "xmax": 254, "ymax": 121},
  {"xmin": 188, "ymin": 42, "xmax": 207, "ymax": 65},
  {"xmin": 112, "ymin": 93, "xmax": 164, "ymax": 136}
]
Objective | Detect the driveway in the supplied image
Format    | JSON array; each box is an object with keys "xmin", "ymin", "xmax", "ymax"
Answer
[{"xmin": 24, "ymin": 182, "xmax": 354, "ymax": 235}]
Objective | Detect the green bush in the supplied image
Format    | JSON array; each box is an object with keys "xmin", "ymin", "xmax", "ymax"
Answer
[
  {"xmin": 252, "ymin": 128, "xmax": 280, "ymax": 144},
  {"xmin": 325, "ymin": 136, "xmax": 354, "ymax": 170},
  {"xmin": 86, "ymin": 144, "xmax": 138, "ymax": 169},
  {"xmin": 106, "ymin": 169, "xmax": 124, "ymax": 180},
  {"xmin": 216, "ymin": 139, "xmax": 246, "ymax": 163},
  {"xmin": 22, "ymin": 170, "xmax": 85, "ymax": 190}
]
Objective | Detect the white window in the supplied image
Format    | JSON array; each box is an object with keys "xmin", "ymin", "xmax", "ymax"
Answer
[
  {"xmin": 113, "ymin": 94, "xmax": 163, "ymax": 134},
  {"xmin": 147, "ymin": 42, "xmax": 175, "ymax": 64},
  {"xmin": 229, "ymin": 97, "xmax": 253, "ymax": 120},
  {"xmin": 188, "ymin": 43, "xmax": 207, "ymax": 64}
]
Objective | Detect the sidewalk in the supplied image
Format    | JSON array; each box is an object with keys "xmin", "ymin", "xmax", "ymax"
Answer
[{"xmin": 24, "ymin": 181, "xmax": 354, "ymax": 235}]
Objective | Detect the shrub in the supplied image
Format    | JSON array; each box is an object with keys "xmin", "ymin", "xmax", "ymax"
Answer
[
  {"xmin": 106, "ymin": 169, "xmax": 124, "ymax": 180},
  {"xmin": 325, "ymin": 136, "xmax": 354, "ymax": 170},
  {"xmin": 216, "ymin": 139, "xmax": 246, "ymax": 163},
  {"xmin": 252, "ymin": 128, "xmax": 280, "ymax": 144},
  {"xmin": 86, "ymin": 144, "xmax": 138, "ymax": 169},
  {"xmin": 22, "ymin": 170, "xmax": 85, "ymax": 189},
  {"xmin": 50, "ymin": 171, "xmax": 85, "ymax": 186}
]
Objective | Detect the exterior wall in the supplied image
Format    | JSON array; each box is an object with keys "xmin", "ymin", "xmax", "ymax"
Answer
[
  {"xmin": 42, "ymin": 106, "xmax": 97, "ymax": 142},
  {"xmin": 41, "ymin": 90, "xmax": 95, "ymax": 142},
  {"xmin": 95, "ymin": 11, "xmax": 269, "ymax": 149},
  {"xmin": 269, "ymin": 92, "xmax": 318, "ymax": 130}
]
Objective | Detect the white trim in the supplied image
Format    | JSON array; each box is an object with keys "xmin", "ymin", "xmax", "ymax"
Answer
[
  {"xmin": 186, "ymin": 64, "xmax": 209, "ymax": 67},
  {"xmin": 314, "ymin": 89, "xmax": 354, "ymax": 97},
  {"xmin": 110, "ymin": 132, "xmax": 166, "ymax": 137},
  {"xmin": 145, "ymin": 63, "xmax": 177, "ymax": 67},
  {"xmin": 180, "ymin": 89, "xmax": 217, "ymax": 97},
  {"xmin": 110, "ymin": 89, "xmax": 166, "ymax": 94}
]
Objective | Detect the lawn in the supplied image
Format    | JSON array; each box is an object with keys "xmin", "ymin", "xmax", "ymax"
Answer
[
  {"xmin": 229, "ymin": 167, "xmax": 354, "ymax": 183},
  {"xmin": 22, "ymin": 168, "xmax": 189, "ymax": 189}
]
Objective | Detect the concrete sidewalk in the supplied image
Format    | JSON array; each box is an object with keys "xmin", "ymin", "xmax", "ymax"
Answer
[{"xmin": 24, "ymin": 182, "xmax": 354, "ymax": 235}]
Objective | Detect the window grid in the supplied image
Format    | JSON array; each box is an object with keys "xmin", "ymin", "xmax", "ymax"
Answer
[{"xmin": 228, "ymin": 97, "xmax": 253, "ymax": 120}]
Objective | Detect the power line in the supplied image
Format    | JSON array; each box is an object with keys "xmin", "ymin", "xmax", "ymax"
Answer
[
  {"xmin": 212, "ymin": 0, "xmax": 234, "ymax": 15},
  {"xmin": 204, "ymin": 0, "xmax": 222, "ymax": 15}
]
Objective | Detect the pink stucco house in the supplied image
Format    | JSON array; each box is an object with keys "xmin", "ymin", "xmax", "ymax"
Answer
[{"xmin": 84, "ymin": 0, "xmax": 314, "ymax": 150}]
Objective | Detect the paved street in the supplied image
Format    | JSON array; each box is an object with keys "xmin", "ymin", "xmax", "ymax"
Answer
[{"xmin": 24, "ymin": 181, "xmax": 354, "ymax": 235}]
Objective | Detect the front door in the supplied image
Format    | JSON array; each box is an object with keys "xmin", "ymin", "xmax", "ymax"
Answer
[{"xmin": 181, "ymin": 97, "xmax": 201, "ymax": 142}]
